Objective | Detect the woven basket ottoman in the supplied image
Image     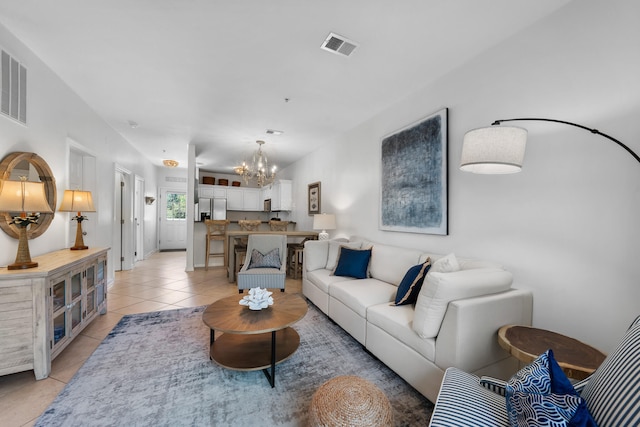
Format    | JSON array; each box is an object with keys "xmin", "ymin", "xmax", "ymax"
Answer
[{"xmin": 309, "ymin": 375, "xmax": 393, "ymax": 427}]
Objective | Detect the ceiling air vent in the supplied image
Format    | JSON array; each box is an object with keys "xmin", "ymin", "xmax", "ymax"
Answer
[
  {"xmin": 321, "ymin": 33, "xmax": 358, "ymax": 57},
  {"xmin": 1, "ymin": 49, "xmax": 27, "ymax": 124}
]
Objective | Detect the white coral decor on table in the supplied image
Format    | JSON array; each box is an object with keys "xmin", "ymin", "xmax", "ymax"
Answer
[{"xmin": 239, "ymin": 287, "xmax": 274, "ymax": 310}]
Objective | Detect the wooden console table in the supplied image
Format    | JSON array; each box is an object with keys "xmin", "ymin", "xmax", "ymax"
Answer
[
  {"xmin": 0, "ymin": 247, "xmax": 109, "ymax": 379},
  {"xmin": 498, "ymin": 325, "xmax": 606, "ymax": 380}
]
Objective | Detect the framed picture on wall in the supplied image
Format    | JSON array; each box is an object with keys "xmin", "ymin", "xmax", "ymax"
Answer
[
  {"xmin": 379, "ymin": 108, "xmax": 448, "ymax": 235},
  {"xmin": 308, "ymin": 182, "xmax": 321, "ymax": 215}
]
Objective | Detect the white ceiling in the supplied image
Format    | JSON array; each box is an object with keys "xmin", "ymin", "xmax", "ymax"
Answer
[{"xmin": 0, "ymin": 0, "xmax": 572, "ymax": 174}]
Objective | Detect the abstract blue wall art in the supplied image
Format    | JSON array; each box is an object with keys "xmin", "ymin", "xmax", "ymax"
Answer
[{"xmin": 380, "ymin": 108, "xmax": 448, "ymax": 235}]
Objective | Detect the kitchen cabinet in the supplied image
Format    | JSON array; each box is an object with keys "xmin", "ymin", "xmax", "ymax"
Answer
[
  {"xmin": 270, "ymin": 179, "xmax": 292, "ymax": 211},
  {"xmin": 227, "ymin": 187, "xmax": 261, "ymax": 211},
  {"xmin": 198, "ymin": 184, "xmax": 215, "ymax": 199},
  {"xmin": 212, "ymin": 186, "xmax": 226, "ymax": 198},
  {"xmin": 243, "ymin": 189, "xmax": 261, "ymax": 211},
  {"xmin": 226, "ymin": 188, "xmax": 244, "ymax": 210},
  {"xmin": 199, "ymin": 184, "xmax": 262, "ymax": 211},
  {"xmin": 198, "ymin": 185, "xmax": 227, "ymax": 199}
]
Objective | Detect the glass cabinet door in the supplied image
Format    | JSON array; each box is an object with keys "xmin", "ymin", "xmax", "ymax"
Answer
[
  {"xmin": 71, "ymin": 301, "xmax": 82, "ymax": 329},
  {"xmin": 53, "ymin": 312, "xmax": 66, "ymax": 345},
  {"xmin": 85, "ymin": 264, "xmax": 97, "ymax": 318},
  {"xmin": 86, "ymin": 265, "xmax": 95, "ymax": 288},
  {"xmin": 86, "ymin": 289, "xmax": 96, "ymax": 316},
  {"xmin": 96, "ymin": 258, "xmax": 106, "ymax": 310},
  {"xmin": 51, "ymin": 276, "xmax": 69, "ymax": 347},
  {"xmin": 69, "ymin": 268, "xmax": 84, "ymax": 332},
  {"xmin": 71, "ymin": 271, "xmax": 82, "ymax": 300},
  {"xmin": 52, "ymin": 279, "xmax": 66, "ymax": 313}
]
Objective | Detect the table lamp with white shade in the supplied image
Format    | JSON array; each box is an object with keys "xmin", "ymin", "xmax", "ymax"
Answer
[
  {"xmin": 58, "ymin": 189, "xmax": 96, "ymax": 250},
  {"xmin": 313, "ymin": 213, "xmax": 336, "ymax": 241},
  {"xmin": 0, "ymin": 177, "xmax": 53, "ymax": 269}
]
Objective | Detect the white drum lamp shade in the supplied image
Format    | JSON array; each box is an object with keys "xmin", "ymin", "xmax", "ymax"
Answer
[
  {"xmin": 313, "ymin": 213, "xmax": 336, "ymax": 241},
  {"xmin": 460, "ymin": 126, "xmax": 527, "ymax": 174}
]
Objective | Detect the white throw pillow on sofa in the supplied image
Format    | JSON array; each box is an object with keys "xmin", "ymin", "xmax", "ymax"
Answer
[
  {"xmin": 430, "ymin": 252, "xmax": 460, "ymax": 273},
  {"xmin": 413, "ymin": 267, "xmax": 513, "ymax": 339}
]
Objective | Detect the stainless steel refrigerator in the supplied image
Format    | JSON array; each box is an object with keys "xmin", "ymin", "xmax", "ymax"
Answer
[
  {"xmin": 198, "ymin": 198, "xmax": 227, "ymax": 221},
  {"xmin": 212, "ymin": 198, "xmax": 227, "ymax": 220}
]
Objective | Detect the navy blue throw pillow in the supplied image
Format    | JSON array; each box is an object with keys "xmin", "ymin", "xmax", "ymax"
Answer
[
  {"xmin": 394, "ymin": 260, "xmax": 431, "ymax": 306},
  {"xmin": 333, "ymin": 247, "xmax": 372, "ymax": 279}
]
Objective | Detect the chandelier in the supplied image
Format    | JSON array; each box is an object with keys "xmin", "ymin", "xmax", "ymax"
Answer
[{"xmin": 234, "ymin": 140, "xmax": 277, "ymax": 187}]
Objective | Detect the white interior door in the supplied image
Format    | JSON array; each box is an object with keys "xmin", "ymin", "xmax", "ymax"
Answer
[
  {"xmin": 114, "ymin": 166, "xmax": 134, "ymax": 270},
  {"xmin": 159, "ymin": 188, "xmax": 187, "ymax": 250},
  {"xmin": 134, "ymin": 175, "xmax": 144, "ymax": 262}
]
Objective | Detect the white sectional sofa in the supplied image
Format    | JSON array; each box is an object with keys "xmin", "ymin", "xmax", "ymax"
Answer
[{"xmin": 302, "ymin": 238, "xmax": 533, "ymax": 403}]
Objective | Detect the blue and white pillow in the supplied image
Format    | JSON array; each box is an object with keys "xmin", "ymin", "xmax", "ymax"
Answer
[
  {"xmin": 393, "ymin": 259, "xmax": 431, "ymax": 306},
  {"xmin": 506, "ymin": 349, "xmax": 596, "ymax": 427},
  {"xmin": 247, "ymin": 248, "xmax": 281, "ymax": 269}
]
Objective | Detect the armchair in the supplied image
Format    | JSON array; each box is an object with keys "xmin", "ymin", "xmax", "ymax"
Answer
[
  {"xmin": 429, "ymin": 315, "xmax": 640, "ymax": 426},
  {"xmin": 237, "ymin": 234, "xmax": 287, "ymax": 293}
]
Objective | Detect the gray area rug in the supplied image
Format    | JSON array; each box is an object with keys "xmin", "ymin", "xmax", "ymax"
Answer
[{"xmin": 36, "ymin": 302, "xmax": 433, "ymax": 426}]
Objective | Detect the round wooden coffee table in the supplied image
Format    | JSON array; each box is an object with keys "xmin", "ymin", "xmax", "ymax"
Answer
[
  {"xmin": 498, "ymin": 325, "xmax": 606, "ymax": 380},
  {"xmin": 202, "ymin": 292, "xmax": 307, "ymax": 387}
]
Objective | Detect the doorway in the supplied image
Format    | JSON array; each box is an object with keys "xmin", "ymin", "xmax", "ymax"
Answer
[
  {"xmin": 114, "ymin": 165, "xmax": 134, "ymax": 271},
  {"xmin": 159, "ymin": 188, "xmax": 187, "ymax": 250},
  {"xmin": 134, "ymin": 175, "xmax": 144, "ymax": 262}
]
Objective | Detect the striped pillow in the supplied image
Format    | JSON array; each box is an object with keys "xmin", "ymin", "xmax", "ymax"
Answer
[{"xmin": 579, "ymin": 316, "xmax": 640, "ymax": 427}]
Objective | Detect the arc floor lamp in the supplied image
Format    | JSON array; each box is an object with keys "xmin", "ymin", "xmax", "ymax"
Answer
[{"xmin": 460, "ymin": 118, "xmax": 640, "ymax": 174}]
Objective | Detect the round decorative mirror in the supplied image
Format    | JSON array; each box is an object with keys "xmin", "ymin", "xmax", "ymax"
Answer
[{"xmin": 0, "ymin": 152, "xmax": 57, "ymax": 239}]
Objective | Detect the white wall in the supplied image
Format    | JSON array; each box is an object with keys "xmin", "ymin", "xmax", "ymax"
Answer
[
  {"xmin": 0, "ymin": 23, "xmax": 159, "ymax": 282},
  {"xmin": 284, "ymin": 0, "xmax": 640, "ymax": 352}
]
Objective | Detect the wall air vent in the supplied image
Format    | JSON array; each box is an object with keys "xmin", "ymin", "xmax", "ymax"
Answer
[
  {"xmin": 1, "ymin": 49, "xmax": 27, "ymax": 124},
  {"xmin": 320, "ymin": 33, "xmax": 358, "ymax": 57}
]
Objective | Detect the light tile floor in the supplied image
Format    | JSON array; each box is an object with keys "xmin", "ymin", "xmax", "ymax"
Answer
[{"xmin": 0, "ymin": 251, "xmax": 302, "ymax": 427}]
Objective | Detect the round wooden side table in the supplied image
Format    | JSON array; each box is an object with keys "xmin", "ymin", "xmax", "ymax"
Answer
[{"xmin": 498, "ymin": 325, "xmax": 606, "ymax": 380}]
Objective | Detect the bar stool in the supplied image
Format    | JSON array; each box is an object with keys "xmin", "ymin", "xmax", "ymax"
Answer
[
  {"xmin": 205, "ymin": 219, "xmax": 230, "ymax": 271},
  {"xmin": 235, "ymin": 220, "xmax": 262, "ymax": 277},
  {"xmin": 287, "ymin": 237, "xmax": 310, "ymax": 279},
  {"xmin": 269, "ymin": 220, "xmax": 289, "ymax": 231}
]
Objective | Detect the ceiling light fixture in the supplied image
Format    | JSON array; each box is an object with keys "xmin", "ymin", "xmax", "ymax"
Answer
[
  {"xmin": 162, "ymin": 159, "xmax": 179, "ymax": 168},
  {"xmin": 235, "ymin": 140, "xmax": 277, "ymax": 187},
  {"xmin": 266, "ymin": 129, "xmax": 283, "ymax": 135}
]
